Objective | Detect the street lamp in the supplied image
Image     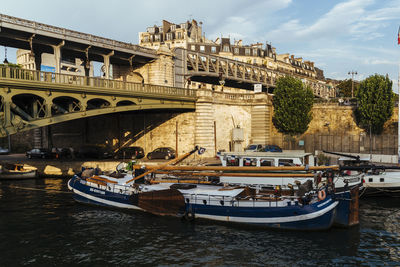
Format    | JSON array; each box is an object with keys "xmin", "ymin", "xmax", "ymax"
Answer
[{"xmin": 348, "ymin": 70, "xmax": 357, "ymax": 98}]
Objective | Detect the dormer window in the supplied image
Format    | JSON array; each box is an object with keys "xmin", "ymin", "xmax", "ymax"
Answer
[
  {"xmin": 245, "ymin": 48, "xmax": 250, "ymax": 55},
  {"xmin": 148, "ymin": 27, "xmax": 155, "ymax": 34},
  {"xmin": 223, "ymin": 45, "xmax": 230, "ymax": 52},
  {"xmin": 177, "ymin": 32, "xmax": 182, "ymax": 39},
  {"xmin": 180, "ymin": 23, "xmax": 187, "ymax": 29},
  {"xmin": 166, "ymin": 33, "xmax": 174, "ymax": 40},
  {"xmin": 154, "ymin": 34, "xmax": 161, "ymax": 41},
  {"xmin": 234, "ymin": 47, "xmax": 239, "ymax": 54},
  {"xmin": 200, "ymin": 45, "xmax": 205, "ymax": 52},
  {"xmin": 253, "ymin": 49, "xmax": 258, "ymax": 56},
  {"xmin": 211, "ymin": 46, "xmax": 216, "ymax": 53},
  {"xmin": 171, "ymin": 25, "xmax": 176, "ymax": 31}
]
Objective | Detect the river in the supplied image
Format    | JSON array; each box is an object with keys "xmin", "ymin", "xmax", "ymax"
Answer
[{"xmin": 0, "ymin": 178, "xmax": 399, "ymax": 266}]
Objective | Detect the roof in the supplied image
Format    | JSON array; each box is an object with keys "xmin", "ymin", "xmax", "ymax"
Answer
[{"xmin": 219, "ymin": 151, "xmax": 313, "ymax": 158}]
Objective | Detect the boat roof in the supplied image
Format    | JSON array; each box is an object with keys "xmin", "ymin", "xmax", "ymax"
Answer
[
  {"xmin": 338, "ymin": 156, "xmax": 370, "ymax": 162},
  {"xmin": 219, "ymin": 151, "xmax": 313, "ymax": 158}
]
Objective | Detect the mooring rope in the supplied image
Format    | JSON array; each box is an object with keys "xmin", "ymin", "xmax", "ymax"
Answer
[{"xmin": 6, "ymin": 185, "xmax": 72, "ymax": 194}]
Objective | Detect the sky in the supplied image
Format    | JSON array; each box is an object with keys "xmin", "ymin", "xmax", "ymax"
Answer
[{"xmin": 1, "ymin": 0, "xmax": 400, "ymax": 91}]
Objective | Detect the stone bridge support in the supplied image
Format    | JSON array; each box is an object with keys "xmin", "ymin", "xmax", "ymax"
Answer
[
  {"xmin": 113, "ymin": 45, "xmax": 175, "ymax": 87},
  {"xmin": 193, "ymin": 90, "xmax": 272, "ymax": 157}
]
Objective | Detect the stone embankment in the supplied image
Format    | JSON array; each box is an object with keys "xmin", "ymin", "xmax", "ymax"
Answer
[{"xmin": 1, "ymin": 157, "xmax": 220, "ymax": 178}]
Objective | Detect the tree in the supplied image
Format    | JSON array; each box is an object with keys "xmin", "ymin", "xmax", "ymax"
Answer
[
  {"xmin": 272, "ymin": 76, "xmax": 314, "ymax": 136},
  {"xmin": 355, "ymin": 74, "xmax": 394, "ymax": 134},
  {"xmin": 337, "ymin": 79, "xmax": 359, "ymax": 97}
]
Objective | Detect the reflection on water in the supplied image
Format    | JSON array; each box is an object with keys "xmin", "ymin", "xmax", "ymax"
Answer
[{"xmin": 0, "ymin": 179, "xmax": 399, "ymax": 266}]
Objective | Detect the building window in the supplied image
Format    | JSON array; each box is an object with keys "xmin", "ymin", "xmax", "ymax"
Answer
[
  {"xmin": 200, "ymin": 45, "xmax": 205, "ymax": 52},
  {"xmin": 245, "ymin": 48, "xmax": 250, "ymax": 55},
  {"xmin": 211, "ymin": 46, "xmax": 216, "ymax": 53},
  {"xmin": 260, "ymin": 51, "xmax": 264, "ymax": 57},
  {"xmin": 253, "ymin": 49, "xmax": 258, "ymax": 56},
  {"xmin": 223, "ymin": 45, "xmax": 230, "ymax": 52},
  {"xmin": 143, "ymin": 36, "xmax": 149, "ymax": 42},
  {"xmin": 253, "ymin": 59, "xmax": 257, "ymax": 64},
  {"xmin": 191, "ymin": 45, "xmax": 196, "ymax": 51},
  {"xmin": 234, "ymin": 47, "xmax": 239, "ymax": 54},
  {"xmin": 177, "ymin": 32, "xmax": 182, "ymax": 39},
  {"xmin": 180, "ymin": 23, "xmax": 187, "ymax": 29},
  {"xmin": 154, "ymin": 35, "xmax": 161, "ymax": 41},
  {"xmin": 171, "ymin": 25, "xmax": 176, "ymax": 31},
  {"xmin": 148, "ymin": 27, "xmax": 155, "ymax": 34}
]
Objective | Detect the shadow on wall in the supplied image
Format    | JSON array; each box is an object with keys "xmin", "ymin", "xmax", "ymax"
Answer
[{"xmin": 48, "ymin": 110, "xmax": 181, "ymax": 151}]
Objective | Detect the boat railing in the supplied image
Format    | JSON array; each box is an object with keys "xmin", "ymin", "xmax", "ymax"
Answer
[{"xmin": 84, "ymin": 178, "xmax": 132, "ymax": 195}]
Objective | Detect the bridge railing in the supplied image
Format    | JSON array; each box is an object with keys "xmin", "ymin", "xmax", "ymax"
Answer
[{"xmin": 0, "ymin": 67, "xmax": 196, "ymax": 98}]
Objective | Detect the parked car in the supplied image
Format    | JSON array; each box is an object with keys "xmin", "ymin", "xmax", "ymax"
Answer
[
  {"xmin": 0, "ymin": 146, "xmax": 9, "ymax": 155},
  {"xmin": 114, "ymin": 146, "xmax": 144, "ymax": 159},
  {"xmin": 258, "ymin": 145, "xmax": 283, "ymax": 152},
  {"xmin": 76, "ymin": 145, "xmax": 113, "ymax": 159},
  {"xmin": 244, "ymin": 144, "xmax": 264, "ymax": 152},
  {"xmin": 26, "ymin": 148, "xmax": 53, "ymax": 159},
  {"xmin": 147, "ymin": 147, "xmax": 176, "ymax": 160}
]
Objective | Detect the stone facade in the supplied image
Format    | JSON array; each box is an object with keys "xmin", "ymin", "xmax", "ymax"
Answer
[{"xmin": 113, "ymin": 46, "xmax": 175, "ymax": 87}]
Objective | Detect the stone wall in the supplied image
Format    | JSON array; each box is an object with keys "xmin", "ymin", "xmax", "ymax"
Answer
[{"xmin": 270, "ymin": 103, "xmax": 399, "ymax": 152}]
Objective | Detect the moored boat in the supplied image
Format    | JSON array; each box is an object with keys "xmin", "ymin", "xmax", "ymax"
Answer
[
  {"xmin": 0, "ymin": 163, "xmax": 37, "ymax": 180},
  {"xmin": 67, "ymin": 173, "xmax": 339, "ymax": 231}
]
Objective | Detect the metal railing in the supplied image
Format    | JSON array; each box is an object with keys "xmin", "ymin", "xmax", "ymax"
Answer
[{"xmin": 0, "ymin": 67, "xmax": 197, "ymax": 98}]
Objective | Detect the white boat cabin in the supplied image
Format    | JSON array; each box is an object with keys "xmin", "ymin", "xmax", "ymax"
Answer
[{"xmin": 217, "ymin": 151, "xmax": 315, "ymax": 167}]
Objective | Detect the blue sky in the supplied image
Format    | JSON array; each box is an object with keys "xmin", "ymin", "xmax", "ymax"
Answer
[{"xmin": 1, "ymin": 0, "xmax": 400, "ymax": 91}]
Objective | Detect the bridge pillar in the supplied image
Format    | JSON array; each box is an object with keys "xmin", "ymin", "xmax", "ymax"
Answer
[
  {"xmin": 195, "ymin": 91, "xmax": 215, "ymax": 156},
  {"xmin": 51, "ymin": 41, "xmax": 64, "ymax": 73},
  {"xmin": 33, "ymin": 50, "xmax": 42, "ymax": 71},
  {"xmin": 102, "ymin": 51, "xmax": 114, "ymax": 79},
  {"xmin": 250, "ymin": 94, "xmax": 273, "ymax": 145}
]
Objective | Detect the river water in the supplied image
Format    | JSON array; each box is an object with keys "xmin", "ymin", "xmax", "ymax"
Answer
[{"xmin": 0, "ymin": 178, "xmax": 399, "ymax": 266}]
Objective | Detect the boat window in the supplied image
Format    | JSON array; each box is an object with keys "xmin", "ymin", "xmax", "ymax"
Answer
[
  {"xmin": 260, "ymin": 159, "xmax": 274, "ymax": 166},
  {"xmin": 278, "ymin": 159, "xmax": 294, "ymax": 166},
  {"xmin": 243, "ymin": 158, "xmax": 257, "ymax": 166},
  {"xmin": 380, "ymin": 178, "xmax": 384, "ymax": 182},
  {"xmin": 369, "ymin": 178, "xmax": 373, "ymax": 182},
  {"xmin": 226, "ymin": 156, "xmax": 239, "ymax": 166}
]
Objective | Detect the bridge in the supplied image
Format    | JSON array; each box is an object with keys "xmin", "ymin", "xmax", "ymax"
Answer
[
  {"xmin": 0, "ymin": 13, "xmax": 157, "ymax": 78},
  {"xmin": 0, "ymin": 66, "xmax": 196, "ymax": 137},
  {"xmin": 174, "ymin": 48, "xmax": 332, "ymax": 95}
]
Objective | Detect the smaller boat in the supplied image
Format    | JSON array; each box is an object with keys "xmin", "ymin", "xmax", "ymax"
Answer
[
  {"xmin": 324, "ymin": 150, "xmax": 400, "ymax": 197},
  {"xmin": 0, "ymin": 163, "xmax": 37, "ymax": 179}
]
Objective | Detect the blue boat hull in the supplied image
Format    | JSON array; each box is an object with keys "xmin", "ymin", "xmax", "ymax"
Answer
[
  {"xmin": 68, "ymin": 176, "xmax": 339, "ymax": 230},
  {"xmin": 185, "ymin": 197, "xmax": 337, "ymax": 231}
]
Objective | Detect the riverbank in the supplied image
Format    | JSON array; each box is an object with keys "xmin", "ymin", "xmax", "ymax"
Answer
[{"xmin": 0, "ymin": 154, "xmax": 220, "ymax": 178}]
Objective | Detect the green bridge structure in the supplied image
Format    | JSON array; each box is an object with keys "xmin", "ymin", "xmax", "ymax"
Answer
[{"xmin": 0, "ymin": 66, "xmax": 196, "ymax": 137}]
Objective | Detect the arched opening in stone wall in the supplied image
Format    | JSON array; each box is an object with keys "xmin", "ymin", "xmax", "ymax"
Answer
[{"xmin": 126, "ymin": 72, "xmax": 144, "ymax": 83}]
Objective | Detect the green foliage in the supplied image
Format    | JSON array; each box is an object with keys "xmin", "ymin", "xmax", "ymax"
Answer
[
  {"xmin": 337, "ymin": 79, "xmax": 359, "ymax": 97},
  {"xmin": 355, "ymin": 74, "xmax": 395, "ymax": 134},
  {"xmin": 0, "ymin": 63, "xmax": 22, "ymax": 68},
  {"xmin": 272, "ymin": 76, "xmax": 314, "ymax": 136}
]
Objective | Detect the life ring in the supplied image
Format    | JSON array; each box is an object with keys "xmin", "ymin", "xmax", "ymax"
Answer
[
  {"xmin": 184, "ymin": 210, "xmax": 195, "ymax": 221},
  {"xmin": 318, "ymin": 190, "xmax": 326, "ymax": 201}
]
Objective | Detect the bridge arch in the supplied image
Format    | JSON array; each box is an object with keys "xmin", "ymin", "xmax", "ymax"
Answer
[
  {"xmin": 11, "ymin": 93, "xmax": 47, "ymax": 119},
  {"xmin": 116, "ymin": 100, "xmax": 136, "ymax": 106},
  {"xmin": 86, "ymin": 98, "xmax": 111, "ymax": 110},
  {"xmin": 52, "ymin": 96, "xmax": 82, "ymax": 115},
  {"xmin": 126, "ymin": 72, "xmax": 144, "ymax": 83}
]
